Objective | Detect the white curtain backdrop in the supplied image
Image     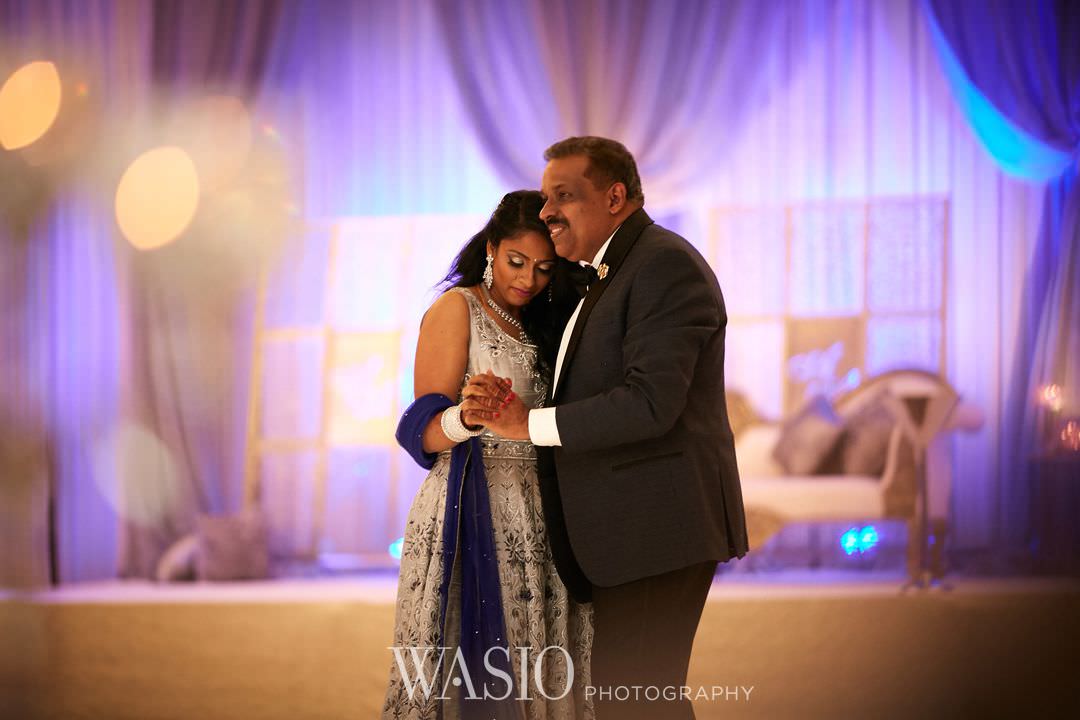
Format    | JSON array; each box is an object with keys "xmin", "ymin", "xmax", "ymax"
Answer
[{"xmin": 1, "ymin": 0, "xmax": 1045, "ymax": 582}]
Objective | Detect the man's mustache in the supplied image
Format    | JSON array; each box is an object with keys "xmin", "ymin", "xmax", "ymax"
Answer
[{"xmin": 546, "ymin": 218, "xmax": 568, "ymax": 228}]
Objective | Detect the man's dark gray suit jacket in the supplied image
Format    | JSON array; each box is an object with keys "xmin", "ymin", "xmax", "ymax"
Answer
[{"xmin": 538, "ymin": 208, "xmax": 748, "ymax": 601}]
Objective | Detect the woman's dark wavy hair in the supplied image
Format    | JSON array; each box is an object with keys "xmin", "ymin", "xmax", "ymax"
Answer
[{"xmin": 440, "ymin": 190, "xmax": 578, "ymax": 376}]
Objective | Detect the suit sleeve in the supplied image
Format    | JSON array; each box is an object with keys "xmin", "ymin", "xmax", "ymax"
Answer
[{"xmin": 555, "ymin": 247, "xmax": 722, "ymax": 453}]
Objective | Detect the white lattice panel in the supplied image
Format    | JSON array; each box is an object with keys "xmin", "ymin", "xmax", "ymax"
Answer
[
  {"xmin": 259, "ymin": 451, "xmax": 318, "ymax": 557},
  {"xmin": 711, "ymin": 208, "xmax": 787, "ymax": 317},
  {"xmin": 789, "ymin": 204, "xmax": 864, "ymax": 316},
  {"xmin": 260, "ymin": 337, "xmax": 325, "ymax": 441},
  {"xmin": 324, "ymin": 447, "xmax": 394, "ymax": 555},
  {"xmin": 868, "ymin": 200, "xmax": 945, "ymax": 313},
  {"xmin": 867, "ymin": 317, "xmax": 941, "ymax": 375}
]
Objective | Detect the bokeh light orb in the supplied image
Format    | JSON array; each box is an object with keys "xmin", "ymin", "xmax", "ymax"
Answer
[
  {"xmin": 1038, "ymin": 383, "xmax": 1064, "ymax": 412},
  {"xmin": 1061, "ymin": 418, "xmax": 1080, "ymax": 452},
  {"xmin": 389, "ymin": 537, "xmax": 405, "ymax": 561},
  {"xmin": 0, "ymin": 60, "xmax": 62, "ymax": 150},
  {"xmin": 115, "ymin": 146, "xmax": 200, "ymax": 250}
]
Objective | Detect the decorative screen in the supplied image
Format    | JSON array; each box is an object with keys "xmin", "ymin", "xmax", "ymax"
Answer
[{"xmin": 710, "ymin": 196, "xmax": 947, "ymax": 416}]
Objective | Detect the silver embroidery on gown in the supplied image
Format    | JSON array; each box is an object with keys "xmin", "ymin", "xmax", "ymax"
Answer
[{"xmin": 383, "ymin": 287, "xmax": 594, "ymax": 720}]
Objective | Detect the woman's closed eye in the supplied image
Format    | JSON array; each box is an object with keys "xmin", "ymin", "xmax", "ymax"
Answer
[{"xmin": 508, "ymin": 258, "xmax": 554, "ymax": 272}]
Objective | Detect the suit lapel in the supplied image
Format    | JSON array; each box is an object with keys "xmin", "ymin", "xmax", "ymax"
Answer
[{"xmin": 553, "ymin": 208, "xmax": 653, "ymax": 401}]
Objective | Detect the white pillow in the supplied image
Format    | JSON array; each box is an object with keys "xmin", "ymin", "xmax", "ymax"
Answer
[{"xmin": 735, "ymin": 424, "xmax": 785, "ymax": 478}]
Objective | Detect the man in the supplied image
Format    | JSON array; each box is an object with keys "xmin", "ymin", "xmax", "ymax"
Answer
[{"xmin": 474, "ymin": 136, "xmax": 747, "ymax": 719}]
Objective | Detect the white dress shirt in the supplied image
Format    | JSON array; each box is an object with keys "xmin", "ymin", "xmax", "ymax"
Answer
[{"xmin": 528, "ymin": 228, "xmax": 618, "ymax": 447}]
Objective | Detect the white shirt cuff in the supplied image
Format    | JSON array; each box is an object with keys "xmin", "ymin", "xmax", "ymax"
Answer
[{"xmin": 527, "ymin": 407, "xmax": 562, "ymax": 447}]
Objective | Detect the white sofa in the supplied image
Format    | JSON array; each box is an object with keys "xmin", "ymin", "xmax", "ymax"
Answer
[
  {"xmin": 738, "ymin": 422, "xmax": 900, "ymax": 523},
  {"xmin": 732, "ymin": 370, "xmax": 985, "ymax": 573}
]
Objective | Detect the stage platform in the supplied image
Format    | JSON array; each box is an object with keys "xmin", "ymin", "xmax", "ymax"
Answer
[{"xmin": 3, "ymin": 571, "xmax": 1078, "ymax": 719}]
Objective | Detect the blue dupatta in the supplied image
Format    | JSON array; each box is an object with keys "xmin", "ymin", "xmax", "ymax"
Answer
[{"xmin": 396, "ymin": 393, "xmax": 522, "ymax": 720}]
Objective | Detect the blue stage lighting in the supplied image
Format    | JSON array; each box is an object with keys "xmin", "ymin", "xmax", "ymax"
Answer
[
  {"xmin": 841, "ymin": 525, "xmax": 880, "ymax": 555},
  {"xmin": 841, "ymin": 528, "xmax": 860, "ymax": 555},
  {"xmin": 925, "ymin": 7, "xmax": 1071, "ymax": 181},
  {"xmin": 388, "ymin": 536, "xmax": 404, "ymax": 560},
  {"xmin": 859, "ymin": 526, "xmax": 879, "ymax": 551}
]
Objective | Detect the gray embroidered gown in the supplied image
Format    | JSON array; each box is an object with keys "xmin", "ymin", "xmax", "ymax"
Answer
[{"xmin": 383, "ymin": 287, "xmax": 594, "ymax": 720}]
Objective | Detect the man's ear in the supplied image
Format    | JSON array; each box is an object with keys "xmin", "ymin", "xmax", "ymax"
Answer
[{"xmin": 607, "ymin": 182, "xmax": 627, "ymax": 215}]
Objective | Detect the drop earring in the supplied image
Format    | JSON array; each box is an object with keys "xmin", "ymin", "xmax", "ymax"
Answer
[
  {"xmin": 548, "ymin": 284, "xmax": 553, "ymax": 302},
  {"xmin": 483, "ymin": 254, "xmax": 494, "ymax": 289}
]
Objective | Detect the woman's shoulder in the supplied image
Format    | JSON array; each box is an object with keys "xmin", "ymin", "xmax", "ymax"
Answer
[
  {"xmin": 421, "ymin": 286, "xmax": 475, "ymax": 330},
  {"xmin": 435, "ymin": 285, "xmax": 480, "ymax": 310}
]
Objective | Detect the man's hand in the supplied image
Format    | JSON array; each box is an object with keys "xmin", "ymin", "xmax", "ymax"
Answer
[
  {"xmin": 480, "ymin": 392, "xmax": 531, "ymax": 440},
  {"xmin": 460, "ymin": 370, "xmax": 513, "ymax": 428},
  {"xmin": 460, "ymin": 370, "xmax": 530, "ymax": 440}
]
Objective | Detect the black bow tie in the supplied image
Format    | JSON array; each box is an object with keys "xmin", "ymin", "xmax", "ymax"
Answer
[{"xmin": 567, "ymin": 263, "xmax": 599, "ymax": 298}]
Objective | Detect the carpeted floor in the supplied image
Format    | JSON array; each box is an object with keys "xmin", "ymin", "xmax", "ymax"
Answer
[{"xmin": 2, "ymin": 575, "xmax": 1078, "ymax": 719}]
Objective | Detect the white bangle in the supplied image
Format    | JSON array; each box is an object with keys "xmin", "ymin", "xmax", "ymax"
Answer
[{"xmin": 440, "ymin": 404, "xmax": 482, "ymax": 443}]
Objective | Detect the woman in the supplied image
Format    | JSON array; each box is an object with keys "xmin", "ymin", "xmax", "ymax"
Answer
[{"xmin": 384, "ymin": 191, "xmax": 592, "ymax": 720}]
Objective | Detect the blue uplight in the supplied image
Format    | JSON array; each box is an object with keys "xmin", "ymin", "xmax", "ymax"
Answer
[
  {"xmin": 388, "ymin": 537, "xmax": 404, "ymax": 560},
  {"xmin": 841, "ymin": 529, "xmax": 860, "ymax": 555},
  {"xmin": 841, "ymin": 525, "xmax": 880, "ymax": 555},
  {"xmin": 925, "ymin": 4, "xmax": 1072, "ymax": 182}
]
